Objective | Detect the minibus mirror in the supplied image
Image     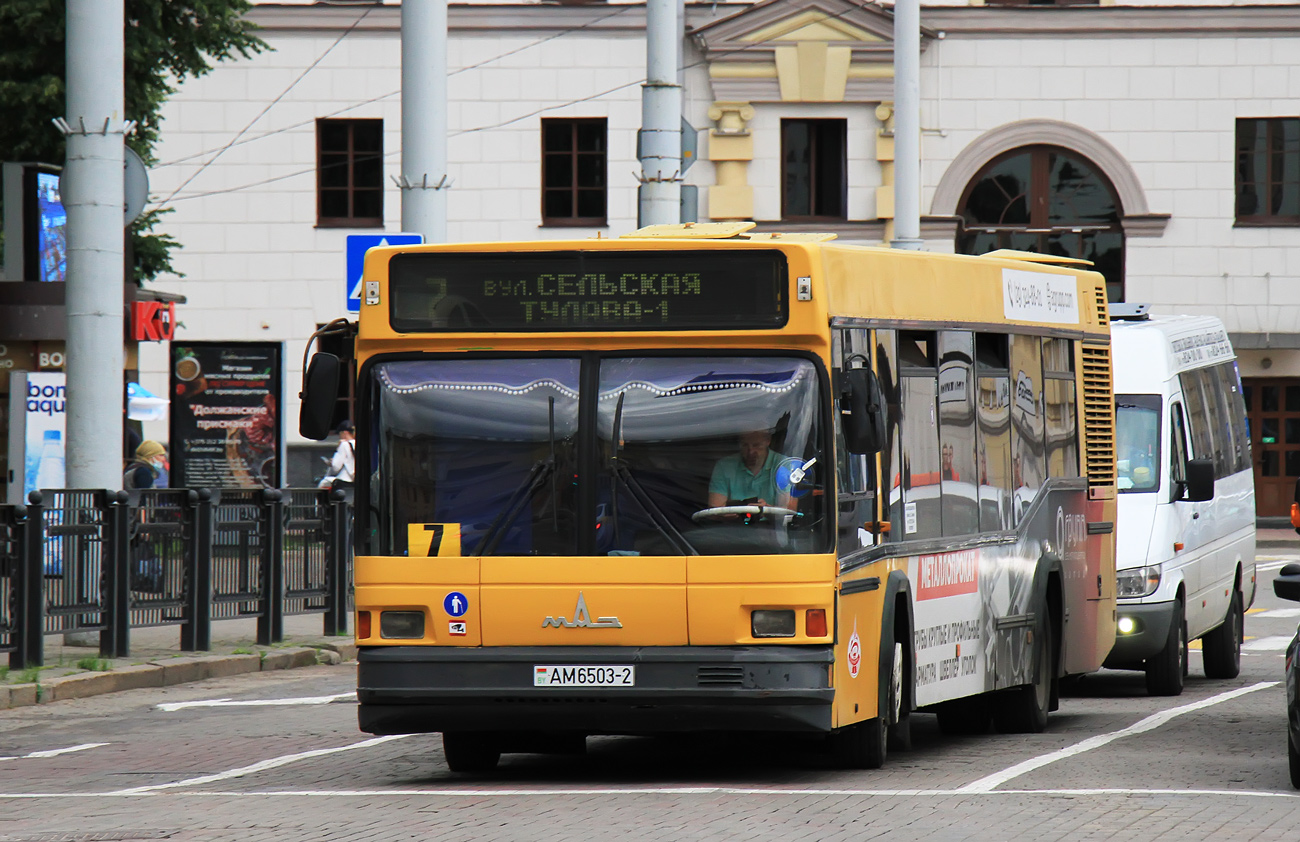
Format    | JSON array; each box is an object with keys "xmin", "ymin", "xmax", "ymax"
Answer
[
  {"xmin": 1182, "ymin": 458, "xmax": 1214, "ymax": 503},
  {"xmin": 843, "ymin": 367, "xmax": 886, "ymax": 454},
  {"xmin": 1274, "ymin": 563, "xmax": 1300, "ymax": 602},
  {"xmin": 299, "ymin": 352, "xmax": 341, "ymax": 440}
]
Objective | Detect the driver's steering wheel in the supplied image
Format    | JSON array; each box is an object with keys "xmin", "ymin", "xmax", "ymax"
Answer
[{"xmin": 691, "ymin": 504, "xmax": 798, "ymax": 524}]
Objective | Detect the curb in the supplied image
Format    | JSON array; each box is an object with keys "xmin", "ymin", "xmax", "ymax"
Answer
[{"xmin": 1, "ymin": 642, "xmax": 358, "ymax": 710}]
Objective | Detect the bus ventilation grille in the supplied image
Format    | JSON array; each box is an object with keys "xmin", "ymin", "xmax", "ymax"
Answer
[
  {"xmin": 1093, "ymin": 285, "xmax": 1109, "ymax": 325},
  {"xmin": 1081, "ymin": 343, "xmax": 1116, "ymax": 487},
  {"xmin": 697, "ymin": 666, "xmax": 745, "ymax": 687}
]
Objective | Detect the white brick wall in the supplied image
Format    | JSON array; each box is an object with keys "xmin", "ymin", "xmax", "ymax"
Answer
[{"xmin": 141, "ymin": 5, "xmax": 1300, "ymax": 444}]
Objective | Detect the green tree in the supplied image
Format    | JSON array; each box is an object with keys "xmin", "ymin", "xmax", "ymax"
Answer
[{"xmin": 0, "ymin": 0, "xmax": 267, "ymax": 283}]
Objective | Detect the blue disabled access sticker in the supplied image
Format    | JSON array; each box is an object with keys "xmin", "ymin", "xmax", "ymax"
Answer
[{"xmin": 444, "ymin": 591, "xmax": 468, "ymax": 617}]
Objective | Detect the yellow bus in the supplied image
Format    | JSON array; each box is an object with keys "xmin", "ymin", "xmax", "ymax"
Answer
[{"xmin": 299, "ymin": 222, "xmax": 1117, "ymax": 772}]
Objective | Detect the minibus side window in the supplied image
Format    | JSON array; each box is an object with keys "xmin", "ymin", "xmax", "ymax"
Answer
[
  {"xmin": 1170, "ymin": 402, "xmax": 1189, "ymax": 499},
  {"xmin": 1042, "ymin": 338, "xmax": 1079, "ymax": 479},
  {"xmin": 835, "ymin": 327, "xmax": 880, "ymax": 554},
  {"xmin": 975, "ymin": 333, "xmax": 1012, "ymax": 532}
]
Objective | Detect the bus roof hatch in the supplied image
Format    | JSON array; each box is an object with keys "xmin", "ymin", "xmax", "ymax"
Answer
[
  {"xmin": 620, "ymin": 222, "xmax": 756, "ymax": 239},
  {"xmin": 743, "ymin": 232, "xmax": 838, "ymax": 242},
  {"xmin": 981, "ymin": 249, "xmax": 1094, "ymax": 267}
]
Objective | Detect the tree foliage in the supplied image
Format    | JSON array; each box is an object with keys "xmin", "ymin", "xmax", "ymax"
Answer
[{"xmin": 0, "ymin": 0, "xmax": 267, "ymax": 283}]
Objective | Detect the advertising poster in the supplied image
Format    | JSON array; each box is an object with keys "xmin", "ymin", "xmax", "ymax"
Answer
[
  {"xmin": 169, "ymin": 342, "xmax": 282, "ymax": 489},
  {"xmin": 23, "ymin": 371, "xmax": 66, "ymax": 499}
]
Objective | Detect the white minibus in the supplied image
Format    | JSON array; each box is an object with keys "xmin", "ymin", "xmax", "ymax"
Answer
[{"xmin": 1105, "ymin": 307, "xmax": 1256, "ymax": 695}]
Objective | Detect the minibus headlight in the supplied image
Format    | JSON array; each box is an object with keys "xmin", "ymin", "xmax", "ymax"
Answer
[
  {"xmin": 1116, "ymin": 566, "xmax": 1161, "ymax": 598},
  {"xmin": 380, "ymin": 611, "xmax": 425, "ymax": 639},
  {"xmin": 751, "ymin": 609, "xmax": 796, "ymax": 638}
]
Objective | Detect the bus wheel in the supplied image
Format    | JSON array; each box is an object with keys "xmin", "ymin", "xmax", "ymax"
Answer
[
  {"xmin": 442, "ymin": 732, "xmax": 501, "ymax": 773},
  {"xmin": 1145, "ymin": 599, "xmax": 1186, "ymax": 696},
  {"xmin": 886, "ymin": 641, "xmax": 912, "ymax": 752},
  {"xmin": 831, "ymin": 640, "xmax": 899, "ymax": 769},
  {"xmin": 1202, "ymin": 589, "xmax": 1243, "ymax": 679},
  {"xmin": 994, "ymin": 614, "xmax": 1053, "ymax": 734}
]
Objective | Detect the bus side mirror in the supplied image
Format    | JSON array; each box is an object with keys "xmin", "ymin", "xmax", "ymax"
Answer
[
  {"xmin": 842, "ymin": 367, "xmax": 886, "ymax": 455},
  {"xmin": 299, "ymin": 352, "xmax": 341, "ymax": 441},
  {"xmin": 1182, "ymin": 458, "xmax": 1214, "ymax": 503}
]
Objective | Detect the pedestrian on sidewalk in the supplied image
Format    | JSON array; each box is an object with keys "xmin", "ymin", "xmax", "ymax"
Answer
[
  {"xmin": 124, "ymin": 440, "xmax": 168, "ymax": 490},
  {"xmin": 320, "ymin": 421, "xmax": 355, "ymax": 490}
]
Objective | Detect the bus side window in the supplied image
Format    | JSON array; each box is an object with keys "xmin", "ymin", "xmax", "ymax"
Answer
[
  {"xmin": 876, "ymin": 329, "xmax": 902, "ymax": 542},
  {"xmin": 835, "ymin": 328, "xmax": 878, "ymax": 552},
  {"xmin": 938, "ymin": 331, "xmax": 978, "ymax": 537},
  {"xmin": 975, "ymin": 333, "xmax": 1012, "ymax": 532},
  {"xmin": 1170, "ymin": 401, "xmax": 1189, "ymax": 499},
  {"xmin": 898, "ymin": 331, "xmax": 941, "ymax": 541},
  {"xmin": 1042, "ymin": 338, "xmax": 1079, "ymax": 479},
  {"xmin": 1010, "ymin": 334, "xmax": 1045, "ymax": 526}
]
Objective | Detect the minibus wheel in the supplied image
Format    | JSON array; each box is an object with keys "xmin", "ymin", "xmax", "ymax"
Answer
[
  {"xmin": 1145, "ymin": 599, "xmax": 1186, "ymax": 696},
  {"xmin": 1202, "ymin": 590, "xmax": 1243, "ymax": 679}
]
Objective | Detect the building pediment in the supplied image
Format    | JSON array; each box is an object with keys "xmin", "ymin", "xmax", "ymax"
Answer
[{"xmin": 691, "ymin": 0, "xmax": 935, "ymax": 65}]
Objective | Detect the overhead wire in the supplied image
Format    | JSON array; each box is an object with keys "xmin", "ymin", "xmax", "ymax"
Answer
[
  {"xmin": 156, "ymin": 0, "xmax": 876, "ymax": 206},
  {"xmin": 154, "ymin": 4, "xmax": 635, "ymax": 171}
]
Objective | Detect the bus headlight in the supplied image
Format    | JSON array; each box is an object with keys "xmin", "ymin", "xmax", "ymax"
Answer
[
  {"xmin": 1116, "ymin": 566, "xmax": 1161, "ymax": 598},
  {"xmin": 380, "ymin": 611, "xmax": 426, "ymax": 639},
  {"xmin": 751, "ymin": 609, "xmax": 796, "ymax": 638}
]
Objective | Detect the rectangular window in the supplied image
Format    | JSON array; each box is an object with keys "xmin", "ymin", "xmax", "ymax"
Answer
[
  {"xmin": 975, "ymin": 333, "xmax": 1012, "ymax": 532},
  {"xmin": 317, "ymin": 118, "xmax": 383, "ymax": 227},
  {"xmin": 1010, "ymin": 334, "xmax": 1044, "ymax": 525},
  {"xmin": 1236, "ymin": 117, "xmax": 1300, "ymax": 225},
  {"xmin": 1043, "ymin": 338, "xmax": 1079, "ymax": 478},
  {"xmin": 541, "ymin": 118, "xmax": 607, "ymax": 226},
  {"xmin": 781, "ymin": 119, "xmax": 846, "ymax": 220},
  {"xmin": 938, "ymin": 332, "xmax": 978, "ymax": 537}
]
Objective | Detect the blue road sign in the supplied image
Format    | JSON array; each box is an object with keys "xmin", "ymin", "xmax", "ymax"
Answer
[
  {"xmin": 444, "ymin": 591, "xmax": 468, "ymax": 617},
  {"xmin": 346, "ymin": 233, "xmax": 423, "ymax": 312}
]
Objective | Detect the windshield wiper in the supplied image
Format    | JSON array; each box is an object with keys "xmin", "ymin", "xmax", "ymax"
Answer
[
  {"xmin": 607, "ymin": 392, "xmax": 698, "ymax": 556},
  {"xmin": 475, "ymin": 397, "xmax": 558, "ymax": 556}
]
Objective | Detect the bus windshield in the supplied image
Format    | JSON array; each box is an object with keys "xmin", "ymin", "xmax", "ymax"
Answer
[
  {"xmin": 1116, "ymin": 394, "xmax": 1161, "ymax": 493},
  {"xmin": 598, "ymin": 356, "xmax": 828, "ymax": 556},
  {"xmin": 369, "ymin": 355, "xmax": 829, "ymax": 556}
]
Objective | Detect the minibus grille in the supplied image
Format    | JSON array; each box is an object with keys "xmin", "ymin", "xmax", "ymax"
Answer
[{"xmin": 1081, "ymin": 343, "xmax": 1116, "ymax": 487}]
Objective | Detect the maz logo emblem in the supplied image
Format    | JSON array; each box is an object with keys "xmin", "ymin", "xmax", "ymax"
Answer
[{"xmin": 542, "ymin": 592, "xmax": 622, "ymax": 629}]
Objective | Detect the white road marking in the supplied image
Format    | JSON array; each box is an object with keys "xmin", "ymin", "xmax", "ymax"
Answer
[
  {"xmin": 956, "ymin": 682, "xmax": 1277, "ymax": 793},
  {"xmin": 1, "ymin": 787, "xmax": 1299, "ymax": 801},
  {"xmin": 1254, "ymin": 608, "xmax": 1300, "ymax": 618},
  {"xmin": 1242, "ymin": 636, "xmax": 1293, "ymax": 651},
  {"xmin": 107, "ymin": 734, "xmax": 410, "ymax": 795},
  {"xmin": 156, "ymin": 692, "xmax": 357, "ymax": 712},
  {"xmin": 0, "ymin": 743, "xmax": 107, "ymax": 761},
  {"xmin": 1257, "ymin": 560, "xmax": 1297, "ymax": 573}
]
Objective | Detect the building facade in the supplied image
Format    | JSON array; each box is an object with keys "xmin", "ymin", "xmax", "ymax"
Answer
[{"xmin": 144, "ymin": 0, "xmax": 1300, "ymax": 512}]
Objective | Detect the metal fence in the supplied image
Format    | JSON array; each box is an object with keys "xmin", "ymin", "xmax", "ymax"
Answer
[{"xmin": 0, "ymin": 487, "xmax": 351, "ymax": 669}]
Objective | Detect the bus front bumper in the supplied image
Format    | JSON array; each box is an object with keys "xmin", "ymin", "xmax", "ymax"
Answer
[{"xmin": 357, "ymin": 645, "xmax": 835, "ymax": 735}]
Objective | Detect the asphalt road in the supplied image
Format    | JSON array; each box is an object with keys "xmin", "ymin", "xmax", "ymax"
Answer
[{"xmin": 2, "ymin": 557, "xmax": 1299, "ymax": 842}]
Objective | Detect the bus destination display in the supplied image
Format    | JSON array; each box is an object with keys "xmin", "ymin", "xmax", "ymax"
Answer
[{"xmin": 388, "ymin": 251, "xmax": 788, "ymax": 332}]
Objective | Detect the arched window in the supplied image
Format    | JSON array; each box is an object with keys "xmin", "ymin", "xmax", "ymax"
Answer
[{"xmin": 957, "ymin": 145, "xmax": 1126, "ymax": 303}]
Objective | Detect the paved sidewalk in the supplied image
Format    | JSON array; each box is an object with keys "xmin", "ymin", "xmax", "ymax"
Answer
[{"xmin": 2, "ymin": 613, "xmax": 355, "ymax": 710}]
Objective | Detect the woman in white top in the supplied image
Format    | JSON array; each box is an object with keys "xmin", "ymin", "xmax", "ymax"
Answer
[{"xmin": 321, "ymin": 420, "xmax": 356, "ymax": 488}]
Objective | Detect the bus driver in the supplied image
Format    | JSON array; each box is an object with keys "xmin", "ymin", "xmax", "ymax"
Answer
[{"xmin": 707, "ymin": 430, "xmax": 795, "ymax": 511}]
